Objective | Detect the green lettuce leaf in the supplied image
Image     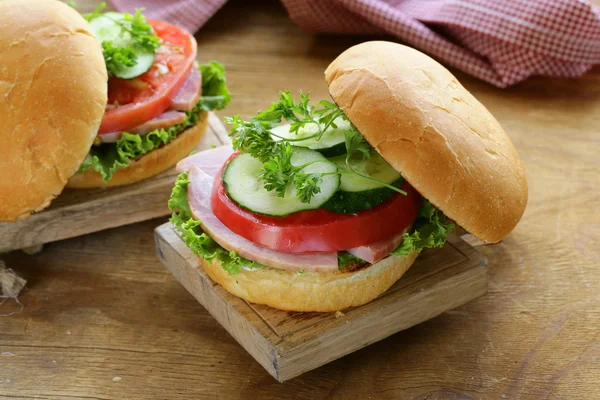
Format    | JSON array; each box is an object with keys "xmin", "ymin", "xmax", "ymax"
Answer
[
  {"xmin": 392, "ymin": 200, "xmax": 455, "ymax": 257},
  {"xmin": 199, "ymin": 61, "xmax": 231, "ymax": 111},
  {"xmin": 168, "ymin": 172, "xmax": 264, "ymax": 275},
  {"xmin": 78, "ymin": 61, "xmax": 230, "ymax": 182}
]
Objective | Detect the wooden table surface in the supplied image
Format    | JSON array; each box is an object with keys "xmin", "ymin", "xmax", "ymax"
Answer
[{"xmin": 1, "ymin": 1, "xmax": 599, "ymax": 399}]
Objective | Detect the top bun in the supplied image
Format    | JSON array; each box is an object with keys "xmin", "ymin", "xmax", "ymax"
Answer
[
  {"xmin": 325, "ymin": 41, "xmax": 527, "ymax": 243},
  {"xmin": 0, "ymin": 0, "xmax": 107, "ymax": 222}
]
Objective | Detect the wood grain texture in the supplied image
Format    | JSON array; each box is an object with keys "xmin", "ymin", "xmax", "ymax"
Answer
[
  {"xmin": 0, "ymin": 113, "xmax": 229, "ymax": 253},
  {"xmin": 0, "ymin": 0, "xmax": 598, "ymax": 398},
  {"xmin": 155, "ymin": 223, "xmax": 488, "ymax": 381}
]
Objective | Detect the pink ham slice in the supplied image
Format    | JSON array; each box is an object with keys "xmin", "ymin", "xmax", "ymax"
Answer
[
  {"xmin": 186, "ymin": 165, "xmax": 339, "ymax": 273},
  {"xmin": 176, "ymin": 145, "xmax": 234, "ymax": 177},
  {"xmin": 99, "ymin": 110, "xmax": 186, "ymax": 143},
  {"xmin": 347, "ymin": 228, "xmax": 409, "ymax": 264},
  {"xmin": 129, "ymin": 110, "xmax": 186, "ymax": 135},
  {"xmin": 170, "ymin": 66, "xmax": 201, "ymax": 111},
  {"xmin": 97, "ymin": 130, "xmax": 125, "ymax": 143}
]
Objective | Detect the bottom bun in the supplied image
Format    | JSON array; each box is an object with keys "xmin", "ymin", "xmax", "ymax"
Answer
[
  {"xmin": 202, "ymin": 251, "xmax": 420, "ymax": 312},
  {"xmin": 66, "ymin": 111, "xmax": 209, "ymax": 189}
]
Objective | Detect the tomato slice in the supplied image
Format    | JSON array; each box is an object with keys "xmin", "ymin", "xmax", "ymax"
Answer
[
  {"xmin": 211, "ymin": 157, "xmax": 422, "ymax": 253},
  {"xmin": 99, "ymin": 20, "xmax": 197, "ymax": 134}
]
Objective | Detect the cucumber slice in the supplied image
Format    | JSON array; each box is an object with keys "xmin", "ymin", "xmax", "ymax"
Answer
[
  {"xmin": 89, "ymin": 12, "xmax": 156, "ymax": 79},
  {"xmin": 331, "ymin": 152, "xmax": 401, "ymax": 192},
  {"xmin": 89, "ymin": 13, "xmax": 126, "ymax": 44},
  {"xmin": 223, "ymin": 148, "xmax": 340, "ymax": 216},
  {"xmin": 113, "ymin": 52, "xmax": 156, "ymax": 80},
  {"xmin": 270, "ymin": 117, "xmax": 350, "ymax": 158},
  {"xmin": 322, "ymin": 178, "xmax": 404, "ymax": 214},
  {"xmin": 322, "ymin": 153, "xmax": 403, "ymax": 214}
]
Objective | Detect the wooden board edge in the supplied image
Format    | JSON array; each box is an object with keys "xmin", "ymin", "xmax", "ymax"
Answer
[
  {"xmin": 275, "ymin": 262, "xmax": 488, "ymax": 381},
  {"xmin": 267, "ymin": 236, "xmax": 487, "ymax": 344},
  {"xmin": 154, "ymin": 223, "xmax": 283, "ymax": 381},
  {"xmin": 155, "ymin": 221, "xmax": 489, "ymax": 382},
  {"xmin": 0, "ymin": 178, "xmax": 173, "ymax": 253}
]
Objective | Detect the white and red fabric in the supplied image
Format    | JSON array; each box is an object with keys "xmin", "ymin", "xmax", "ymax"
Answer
[{"xmin": 111, "ymin": 0, "xmax": 600, "ymax": 87}]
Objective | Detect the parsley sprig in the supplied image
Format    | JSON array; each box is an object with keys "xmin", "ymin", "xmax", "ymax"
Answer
[
  {"xmin": 259, "ymin": 141, "xmax": 325, "ymax": 202},
  {"xmin": 226, "ymin": 91, "xmax": 406, "ymax": 204},
  {"xmin": 85, "ymin": 4, "xmax": 160, "ymax": 78}
]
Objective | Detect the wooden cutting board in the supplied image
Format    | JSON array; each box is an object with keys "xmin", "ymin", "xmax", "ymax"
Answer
[
  {"xmin": 0, "ymin": 113, "xmax": 229, "ymax": 254},
  {"xmin": 155, "ymin": 222, "xmax": 488, "ymax": 382}
]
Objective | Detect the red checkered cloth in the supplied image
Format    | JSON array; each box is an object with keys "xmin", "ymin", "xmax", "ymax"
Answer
[{"xmin": 111, "ymin": 0, "xmax": 600, "ymax": 87}]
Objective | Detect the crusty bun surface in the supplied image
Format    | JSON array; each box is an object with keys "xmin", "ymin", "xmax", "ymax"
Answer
[
  {"xmin": 202, "ymin": 250, "xmax": 419, "ymax": 312},
  {"xmin": 67, "ymin": 112, "xmax": 209, "ymax": 188},
  {"xmin": 325, "ymin": 41, "xmax": 528, "ymax": 243},
  {"xmin": 0, "ymin": 0, "xmax": 107, "ymax": 222}
]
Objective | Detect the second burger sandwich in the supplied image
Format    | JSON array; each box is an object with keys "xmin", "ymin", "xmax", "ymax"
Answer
[
  {"xmin": 1, "ymin": 0, "xmax": 230, "ymax": 222},
  {"xmin": 68, "ymin": 3, "xmax": 230, "ymax": 188},
  {"xmin": 169, "ymin": 41, "xmax": 528, "ymax": 312}
]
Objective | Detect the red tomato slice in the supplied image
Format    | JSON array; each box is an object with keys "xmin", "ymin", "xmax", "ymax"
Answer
[
  {"xmin": 211, "ymin": 157, "xmax": 422, "ymax": 253},
  {"xmin": 99, "ymin": 20, "xmax": 197, "ymax": 134}
]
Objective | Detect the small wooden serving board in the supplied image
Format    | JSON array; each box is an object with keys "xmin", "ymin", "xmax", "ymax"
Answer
[
  {"xmin": 0, "ymin": 113, "xmax": 229, "ymax": 254},
  {"xmin": 155, "ymin": 223, "xmax": 488, "ymax": 382}
]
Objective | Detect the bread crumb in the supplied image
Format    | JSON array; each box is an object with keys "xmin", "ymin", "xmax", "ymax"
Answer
[
  {"xmin": 0, "ymin": 262, "xmax": 25, "ymax": 318},
  {"xmin": 0, "ymin": 262, "xmax": 26, "ymax": 298},
  {"xmin": 112, "ymin": 377, "xmax": 121, "ymax": 382},
  {"xmin": 335, "ymin": 311, "xmax": 345, "ymax": 318}
]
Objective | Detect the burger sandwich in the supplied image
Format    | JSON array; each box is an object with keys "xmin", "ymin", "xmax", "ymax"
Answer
[
  {"xmin": 0, "ymin": 0, "xmax": 230, "ymax": 222},
  {"xmin": 69, "ymin": 3, "xmax": 230, "ymax": 188},
  {"xmin": 168, "ymin": 41, "xmax": 528, "ymax": 312}
]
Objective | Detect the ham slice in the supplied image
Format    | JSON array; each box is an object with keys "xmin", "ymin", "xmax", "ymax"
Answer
[
  {"xmin": 97, "ymin": 131, "xmax": 124, "ymax": 143},
  {"xmin": 176, "ymin": 145, "xmax": 234, "ymax": 177},
  {"xmin": 347, "ymin": 229, "xmax": 408, "ymax": 264},
  {"xmin": 98, "ymin": 110, "xmax": 186, "ymax": 143},
  {"xmin": 186, "ymin": 166, "xmax": 339, "ymax": 273},
  {"xmin": 170, "ymin": 67, "xmax": 201, "ymax": 111},
  {"xmin": 129, "ymin": 110, "xmax": 186, "ymax": 135}
]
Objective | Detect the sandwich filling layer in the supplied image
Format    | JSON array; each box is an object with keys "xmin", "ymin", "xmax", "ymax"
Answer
[
  {"xmin": 169, "ymin": 93, "xmax": 454, "ymax": 274},
  {"xmin": 77, "ymin": 62, "xmax": 229, "ymax": 182},
  {"xmin": 75, "ymin": 7, "xmax": 230, "ymax": 182},
  {"xmin": 170, "ymin": 165, "xmax": 454, "ymax": 274}
]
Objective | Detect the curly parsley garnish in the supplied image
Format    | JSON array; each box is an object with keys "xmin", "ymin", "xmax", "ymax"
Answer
[
  {"xmin": 226, "ymin": 91, "xmax": 406, "ymax": 203},
  {"xmin": 84, "ymin": 4, "xmax": 160, "ymax": 78}
]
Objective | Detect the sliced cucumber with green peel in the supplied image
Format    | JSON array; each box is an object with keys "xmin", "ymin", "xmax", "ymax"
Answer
[
  {"xmin": 322, "ymin": 152, "xmax": 403, "ymax": 214},
  {"xmin": 223, "ymin": 148, "xmax": 340, "ymax": 216},
  {"xmin": 89, "ymin": 13, "xmax": 123, "ymax": 43},
  {"xmin": 322, "ymin": 178, "xmax": 404, "ymax": 214},
  {"xmin": 110, "ymin": 51, "xmax": 155, "ymax": 79},
  {"xmin": 331, "ymin": 152, "xmax": 401, "ymax": 192},
  {"xmin": 270, "ymin": 117, "xmax": 349, "ymax": 158},
  {"xmin": 89, "ymin": 12, "xmax": 156, "ymax": 79}
]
